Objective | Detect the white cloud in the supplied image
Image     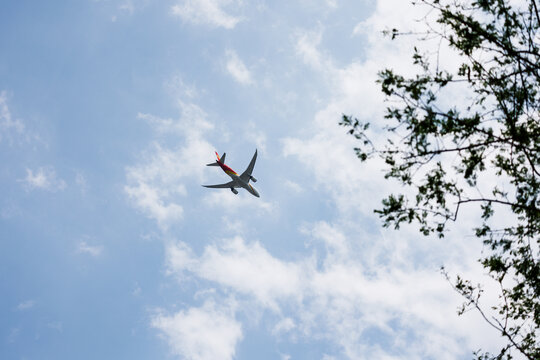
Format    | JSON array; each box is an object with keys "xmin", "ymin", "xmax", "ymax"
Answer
[
  {"xmin": 152, "ymin": 300, "xmax": 242, "ymax": 360},
  {"xmin": 285, "ymin": 1, "xmax": 452, "ymax": 218},
  {"xmin": 325, "ymin": 0, "xmax": 338, "ymax": 8},
  {"xmin": 165, "ymin": 75, "xmax": 199, "ymax": 100},
  {"xmin": 125, "ymin": 172, "xmax": 185, "ymax": 228},
  {"xmin": 171, "ymin": 0, "xmax": 242, "ymax": 29},
  {"xmin": 0, "ymin": 91, "xmax": 25, "ymax": 145},
  {"xmin": 7, "ymin": 327, "xmax": 20, "ymax": 343},
  {"xmin": 294, "ymin": 29, "xmax": 330, "ymax": 71},
  {"xmin": 77, "ymin": 240, "xmax": 104, "ymax": 257},
  {"xmin": 132, "ymin": 282, "xmax": 142, "ymax": 296},
  {"xmin": 119, "ymin": 0, "xmax": 134, "ymax": 15},
  {"xmin": 166, "ymin": 237, "xmax": 304, "ymax": 310},
  {"xmin": 21, "ymin": 167, "xmax": 66, "ymax": 192},
  {"xmin": 47, "ymin": 321, "xmax": 63, "ymax": 332},
  {"xmin": 283, "ymin": 0, "xmax": 500, "ymax": 273},
  {"xmin": 1, "ymin": 201, "xmax": 21, "ymax": 219},
  {"xmin": 221, "ymin": 216, "xmax": 247, "ymax": 234},
  {"xmin": 75, "ymin": 171, "xmax": 87, "ymax": 194},
  {"xmin": 138, "ymin": 99, "xmax": 213, "ymax": 137},
  {"xmin": 163, "ymin": 226, "xmax": 498, "ymax": 359},
  {"xmin": 283, "ymin": 180, "xmax": 303, "ymax": 193},
  {"xmin": 125, "ymin": 97, "xmax": 215, "ymax": 229},
  {"xmin": 282, "ymin": 122, "xmax": 390, "ymax": 216},
  {"xmin": 225, "ymin": 49, "xmax": 253, "ymax": 85},
  {"xmin": 16, "ymin": 300, "xmax": 36, "ymax": 311},
  {"xmin": 202, "ymin": 191, "xmax": 276, "ymax": 215},
  {"xmin": 94, "ymin": 0, "xmax": 150, "ymax": 21},
  {"xmin": 243, "ymin": 122, "xmax": 265, "ymax": 151},
  {"xmin": 300, "ymin": 221, "xmax": 348, "ymax": 258},
  {"xmin": 272, "ymin": 317, "xmax": 295, "ymax": 335}
]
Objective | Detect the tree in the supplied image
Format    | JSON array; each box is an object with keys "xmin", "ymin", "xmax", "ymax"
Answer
[{"xmin": 340, "ymin": 1, "xmax": 539, "ymax": 358}]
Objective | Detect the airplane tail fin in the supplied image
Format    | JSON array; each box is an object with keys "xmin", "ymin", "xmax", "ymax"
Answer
[
  {"xmin": 207, "ymin": 152, "xmax": 226, "ymax": 166},
  {"xmin": 215, "ymin": 152, "xmax": 226, "ymax": 164}
]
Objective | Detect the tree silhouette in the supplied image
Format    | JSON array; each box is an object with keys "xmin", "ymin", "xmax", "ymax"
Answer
[{"xmin": 341, "ymin": 1, "xmax": 539, "ymax": 358}]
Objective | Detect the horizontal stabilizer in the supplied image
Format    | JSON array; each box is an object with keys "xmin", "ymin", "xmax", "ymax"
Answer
[{"xmin": 206, "ymin": 162, "xmax": 219, "ymax": 166}]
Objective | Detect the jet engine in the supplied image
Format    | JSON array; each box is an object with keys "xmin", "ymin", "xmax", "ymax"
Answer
[
  {"xmin": 250, "ymin": 176, "xmax": 257, "ymax": 182},
  {"xmin": 230, "ymin": 188, "xmax": 238, "ymax": 194}
]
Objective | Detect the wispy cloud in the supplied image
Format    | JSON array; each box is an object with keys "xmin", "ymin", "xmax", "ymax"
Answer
[
  {"xmin": 164, "ymin": 226, "xmax": 495, "ymax": 359},
  {"xmin": 243, "ymin": 122, "xmax": 265, "ymax": 151},
  {"xmin": 284, "ymin": 1, "xmax": 437, "ymax": 218},
  {"xmin": 171, "ymin": 0, "xmax": 243, "ymax": 29},
  {"xmin": 16, "ymin": 300, "xmax": 36, "ymax": 311},
  {"xmin": 325, "ymin": 0, "xmax": 338, "ymax": 8},
  {"xmin": 284, "ymin": 180, "xmax": 303, "ymax": 193},
  {"xmin": 132, "ymin": 282, "xmax": 142, "ymax": 296},
  {"xmin": 167, "ymin": 237, "xmax": 304, "ymax": 309},
  {"xmin": 0, "ymin": 91, "xmax": 25, "ymax": 145},
  {"xmin": 21, "ymin": 167, "xmax": 66, "ymax": 192},
  {"xmin": 7, "ymin": 327, "xmax": 20, "ymax": 343},
  {"xmin": 225, "ymin": 49, "xmax": 253, "ymax": 85},
  {"xmin": 272, "ymin": 317, "xmax": 295, "ymax": 336},
  {"xmin": 118, "ymin": 0, "xmax": 134, "ymax": 15},
  {"xmin": 47, "ymin": 321, "xmax": 63, "ymax": 332},
  {"xmin": 152, "ymin": 299, "xmax": 242, "ymax": 360},
  {"xmin": 94, "ymin": 0, "xmax": 148, "ymax": 22},
  {"xmin": 165, "ymin": 75, "xmax": 199, "ymax": 100},
  {"xmin": 125, "ymin": 83, "xmax": 215, "ymax": 229},
  {"xmin": 202, "ymin": 191, "xmax": 276, "ymax": 215},
  {"xmin": 294, "ymin": 29, "xmax": 331, "ymax": 71},
  {"xmin": 77, "ymin": 240, "xmax": 104, "ymax": 257},
  {"xmin": 125, "ymin": 172, "xmax": 185, "ymax": 228},
  {"xmin": 75, "ymin": 171, "xmax": 87, "ymax": 194}
]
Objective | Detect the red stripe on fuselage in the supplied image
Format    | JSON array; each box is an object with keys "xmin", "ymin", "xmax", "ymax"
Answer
[{"xmin": 218, "ymin": 162, "xmax": 237, "ymax": 176}]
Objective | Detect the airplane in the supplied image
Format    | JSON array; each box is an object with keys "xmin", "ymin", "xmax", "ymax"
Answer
[{"xmin": 202, "ymin": 149, "xmax": 260, "ymax": 197}]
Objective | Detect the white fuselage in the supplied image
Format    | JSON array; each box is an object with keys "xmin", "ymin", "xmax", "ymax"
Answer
[{"xmin": 227, "ymin": 173, "xmax": 260, "ymax": 197}]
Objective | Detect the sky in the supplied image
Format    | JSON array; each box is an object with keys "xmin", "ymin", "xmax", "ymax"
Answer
[{"xmin": 0, "ymin": 1, "xmax": 512, "ymax": 359}]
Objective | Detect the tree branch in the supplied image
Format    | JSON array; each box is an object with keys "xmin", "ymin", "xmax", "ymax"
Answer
[{"xmin": 532, "ymin": 0, "xmax": 540, "ymax": 27}]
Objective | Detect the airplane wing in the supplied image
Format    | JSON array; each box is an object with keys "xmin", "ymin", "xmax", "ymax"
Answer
[
  {"xmin": 240, "ymin": 149, "xmax": 257, "ymax": 182},
  {"xmin": 202, "ymin": 181, "xmax": 236, "ymax": 189}
]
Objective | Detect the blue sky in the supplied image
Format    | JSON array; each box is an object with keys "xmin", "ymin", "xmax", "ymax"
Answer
[{"xmin": 1, "ymin": 1, "xmax": 508, "ymax": 359}]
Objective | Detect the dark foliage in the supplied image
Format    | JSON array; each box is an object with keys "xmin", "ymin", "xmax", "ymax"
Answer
[{"xmin": 341, "ymin": 1, "xmax": 539, "ymax": 359}]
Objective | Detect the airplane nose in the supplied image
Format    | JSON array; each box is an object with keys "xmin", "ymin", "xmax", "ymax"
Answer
[{"xmin": 248, "ymin": 184, "xmax": 260, "ymax": 197}]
